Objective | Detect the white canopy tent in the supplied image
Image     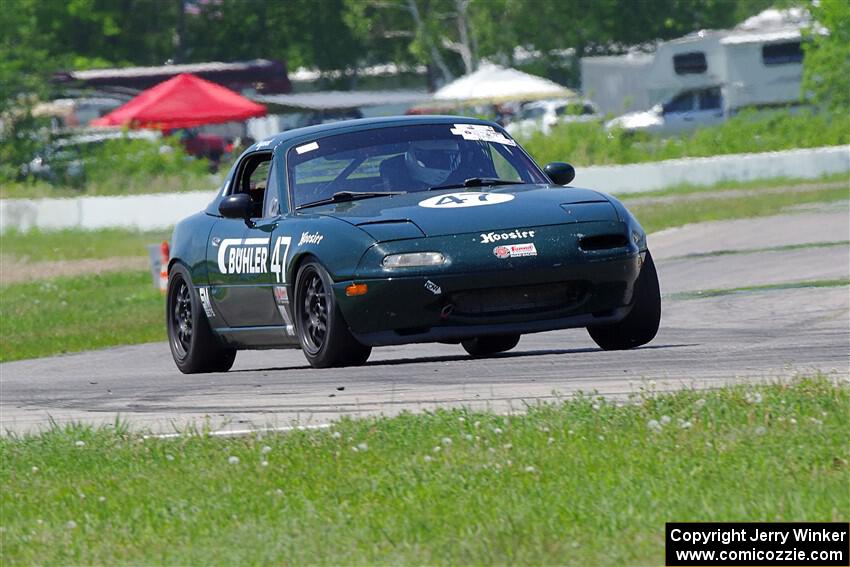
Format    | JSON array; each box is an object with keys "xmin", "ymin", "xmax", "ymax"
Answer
[{"xmin": 432, "ymin": 64, "xmax": 575, "ymax": 103}]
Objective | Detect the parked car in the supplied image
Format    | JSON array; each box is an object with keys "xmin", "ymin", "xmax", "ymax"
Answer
[
  {"xmin": 605, "ymin": 87, "xmax": 724, "ymax": 134},
  {"xmin": 21, "ymin": 130, "xmax": 162, "ymax": 183},
  {"xmin": 505, "ymin": 98, "xmax": 601, "ymax": 137},
  {"xmin": 165, "ymin": 116, "xmax": 660, "ymax": 373}
]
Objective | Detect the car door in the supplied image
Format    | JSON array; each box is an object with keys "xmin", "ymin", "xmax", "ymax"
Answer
[
  {"xmin": 692, "ymin": 87, "xmax": 725, "ymax": 128},
  {"xmin": 207, "ymin": 150, "xmax": 285, "ymax": 328},
  {"xmin": 660, "ymin": 91, "xmax": 696, "ymax": 133}
]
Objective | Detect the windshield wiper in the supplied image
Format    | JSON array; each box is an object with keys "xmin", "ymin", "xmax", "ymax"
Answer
[
  {"xmin": 297, "ymin": 190, "xmax": 405, "ymax": 210},
  {"xmin": 428, "ymin": 177, "xmax": 526, "ymax": 191}
]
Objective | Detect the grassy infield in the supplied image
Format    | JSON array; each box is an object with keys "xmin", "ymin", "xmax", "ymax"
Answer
[
  {"xmin": 1, "ymin": 175, "xmax": 848, "ymax": 564},
  {"xmin": 1, "ymin": 175, "xmax": 847, "ymax": 362}
]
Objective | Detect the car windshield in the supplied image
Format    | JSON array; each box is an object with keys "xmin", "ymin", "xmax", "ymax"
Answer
[{"xmin": 287, "ymin": 123, "xmax": 548, "ymax": 208}]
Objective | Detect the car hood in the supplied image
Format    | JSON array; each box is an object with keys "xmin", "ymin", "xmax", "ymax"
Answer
[{"xmin": 310, "ymin": 184, "xmax": 617, "ymax": 239}]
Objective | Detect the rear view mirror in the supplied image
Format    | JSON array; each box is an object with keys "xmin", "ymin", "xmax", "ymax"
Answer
[
  {"xmin": 219, "ymin": 193, "xmax": 253, "ymax": 220},
  {"xmin": 544, "ymin": 162, "xmax": 575, "ymax": 185}
]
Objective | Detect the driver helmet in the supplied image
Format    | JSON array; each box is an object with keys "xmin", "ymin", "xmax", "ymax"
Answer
[{"xmin": 404, "ymin": 139, "xmax": 461, "ymax": 186}]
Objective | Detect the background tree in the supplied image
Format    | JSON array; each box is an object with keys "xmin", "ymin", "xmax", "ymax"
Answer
[{"xmin": 803, "ymin": 0, "xmax": 850, "ymax": 112}]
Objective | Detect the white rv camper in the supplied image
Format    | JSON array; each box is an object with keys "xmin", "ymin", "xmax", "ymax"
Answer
[{"xmin": 582, "ymin": 8, "xmax": 812, "ymax": 133}]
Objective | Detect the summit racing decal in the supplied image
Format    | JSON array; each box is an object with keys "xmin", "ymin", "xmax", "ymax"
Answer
[
  {"xmin": 217, "ymin": 237, "xmax": 270, "ymax": 274},
  {"xmin": 419, "ymin": 192, "xmax": 514, "ymax": 209},
  {"xmin": 480, "ymin": 229, "xmax": 535, "ymax": 244},
  {"xmin": 493, "ymin": 243, "xmax": 537, "ymax": 259}
]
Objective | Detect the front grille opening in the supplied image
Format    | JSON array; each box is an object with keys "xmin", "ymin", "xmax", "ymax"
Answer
[
  {"xmin": 580, "ymin": 234, "xmax": 628, "ymax": 251},
  {"xmin": 450, "ymin": 282, "xmax": 586, "ymax": 317}
]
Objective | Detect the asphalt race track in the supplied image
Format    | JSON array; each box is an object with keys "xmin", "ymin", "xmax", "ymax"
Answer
[{"xmin": 2, "ymin": 205, "xmax": 848, "ymax": 435}]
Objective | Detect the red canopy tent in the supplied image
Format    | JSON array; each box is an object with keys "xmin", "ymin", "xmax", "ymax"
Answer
[{"xmin": 91, "ymin": 73, "xmax": 266, "ymax": 129}]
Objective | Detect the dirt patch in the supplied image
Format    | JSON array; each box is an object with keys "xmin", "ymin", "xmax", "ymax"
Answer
[{"xmin": 1, "ymin": 255, "xmax": 149, "ymax": 285}]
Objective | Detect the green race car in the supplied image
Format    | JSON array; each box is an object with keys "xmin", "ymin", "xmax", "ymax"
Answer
[{"xmin": 166, "ymin": 116, "xmax": 660, "ymax": 372}]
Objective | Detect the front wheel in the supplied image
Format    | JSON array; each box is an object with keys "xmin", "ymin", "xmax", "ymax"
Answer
[
  {"xmin": 294, "ymin": 260, "xmax": 371, "ymax": 368},
  {"xmin": 587, "ymin": 250, "xmax": 661, "ymax": 350},
  {"xmin": 167, "ymin": 264, "xmax": 236, "ymax": 373},
  {"xmin": 461, "ymin": 334, "xmax": 521, "ymax": 357}
]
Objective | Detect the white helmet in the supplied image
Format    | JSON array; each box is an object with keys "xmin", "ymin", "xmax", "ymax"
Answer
[{"xmin": 404, "ymin": 140, "xmax": 460, "ymax": 186}]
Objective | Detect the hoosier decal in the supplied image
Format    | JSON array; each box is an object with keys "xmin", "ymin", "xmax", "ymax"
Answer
[{"xmin": 480, "ymin": 229, "xmax": 535, "ymax": 244}]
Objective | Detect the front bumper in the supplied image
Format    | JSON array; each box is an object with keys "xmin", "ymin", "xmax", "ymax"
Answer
[{"xmin": 335, "ymin": 246, "xmax": 641, "ymax": 346}]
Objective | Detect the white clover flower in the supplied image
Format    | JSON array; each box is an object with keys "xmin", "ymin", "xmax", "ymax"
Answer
[
  {"xmin": 474, "ymin": 421, "xmax": 481, "ymax": 429},
  {"xmin": 647, "ymin": 419, "xmax": 662, "ymax": 431},
  {"xmin": 31, "ymin": 466, "xmax": 39, "ymax": 474},
  {"xmin": 458, "ymin": 416, "xmax": 465, "ymax": 423},
  {"xmin": 541, "ymin": 426, "xmax": 550, "ymax": 433},
  {"xmin": 423, "ymin": 455, "xmax": 433, "ymax": 462},
  {"xmin": 790, "ymin": 417, "xmax": 797, "ymax": 425},
  {"xmin": 488, "ymin": 447, "xmax": 496, "ymax": 454},
  {"xmin": 525, "ymin": 466, "xmax": 536, "ymax": 473},
  {"xmin": 66, "ymin": 521, "xmax": 77, "ymax": 530},
  {"xmin": 441, "ymin": 437, "xmax": 452, "ymax": 446},
  {"xmin": 357, "ymin": 442, "xmax": 368, "ymax": 451},
  {"xmin": 660, "ymin": 415, "xmax": 671, "ymax": 425},
  {"xmin": 755, "ymin": 426, "xmax": 767, "ymax": 435},
  {"xmin": 331, "ymin": 431, "xmax": 342, "ymax": 439},
  {"xmin": 568, "ymin": 429, "xmax": 574, "ymax": 435},
  {"xmin": 98, "ymin": 496, "xmax": 106, "ymax": 503},
  {"xmin": 464, "ymin": 434, "xmax": 474, "ymax": 441},
  {"xmin": 75, "ymin": 440, "xmax": 85, "ymax": 448},
  {"xmin": 165, "ymin": 454, "xmax": 175, "ymax": 461},
  {"xmin": 694, "ymin": 398, "xmax": 706, "ymax": 408},
  {"xmin": 261, "ymin": 445, "xmax": 272, "ymax": 454},
  {"xmin": 503, "ymin": 443, "xmax": 512, "ymax": 450},
  {"xmin": 598, "ymin": 435, "xmax": 605, "ymax": 441},
  {"xmin": 433, "ymin": 446, "xmax": 441, "ymax": 453},
  {"xmin": 228, "ymin": 456, "xmax": 240, "ymax": 464},
  {"xmin": 506, "ymin": 459, "xmax": 513, "ymax": 466},
  {"xmin": 679, "ymin": 420, "xmax": 693, "ymax": 430},
  {"xmin": 548, "ymin": 437, "xmax": 555, "ymax": 445},
  {"xmin": 492, "ymin": 427, "xmax": 503, "ymax": 435},
  {"xmin": 592, "ymin": 403, "xmax": 600, "ymax": 411},
  {"xmin": 745, "ymin": 392, "xmax": 763, "ymax": 404},
  {"xmin": 261, "ymin": 460, "xmax": 269, "ymax": 467},
  {"xmin": 275, "ymin": 488, "xmax": 284, "ymax": 496},
  {"xmin": 351, "ymin": 446, "xmax": 359, "ymax": 452}
]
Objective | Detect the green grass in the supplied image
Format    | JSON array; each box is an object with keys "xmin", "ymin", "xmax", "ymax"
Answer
[
  {"xmin": 1, "ymin": 377, "xmax": 847, "ymax": 565},
  {"xmin": 629, "ymin": 184, "xmax": 849, "ymax": 233},
  {"xmin": 521, "ymin": 109, "xmax": 850, "ymax": 167},
  {"xmin": 615, "ymin": 173, "xmax": 849, "ymax": 200},
  {"xmin": 668, "ymin": 279, "xmax": 850, "ymax": 300},
  {"xmin": 0, "ymin": 271, "xmax": 164, "ymax": 362},
  {"xmin": 0, "ymin": 227, "xmax": 171, "ymax": 262}
]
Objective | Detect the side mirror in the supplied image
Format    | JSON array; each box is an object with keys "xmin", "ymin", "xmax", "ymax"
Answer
[
  {"xmin": 544, "ymin": 162, "xmax": 575, "ymax": 185},
  {"xmin": 219, "ymin": 193, "xmax": 253, "ymax": 220}
]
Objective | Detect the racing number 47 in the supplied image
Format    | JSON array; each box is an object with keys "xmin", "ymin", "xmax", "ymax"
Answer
[{"xmin": 270, "ymin": 236, "xmax": 291, "ymax": 283}]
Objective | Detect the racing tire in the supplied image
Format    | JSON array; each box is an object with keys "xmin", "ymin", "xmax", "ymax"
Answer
[
  {"xmin": 461, "ymin": 334, "xmax": 521, "ymax": 357},
  {"xmin": 587, "ymin": 250, "xmax": 661, "ymax": 351},
  {"xmin": 294, "ymin": 260, "xmax": 372, "ymax": 369},
  {"xmin": 167, "ymin": 263, "xmax": 237, "ymax": 374}
]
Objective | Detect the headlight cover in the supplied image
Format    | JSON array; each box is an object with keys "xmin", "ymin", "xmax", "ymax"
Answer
[{"xmin": 382, "ymin": 252, "xmax": 446, "ymax": 269}]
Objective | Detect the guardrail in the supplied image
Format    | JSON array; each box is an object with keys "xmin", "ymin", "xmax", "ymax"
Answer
[{"xmin": 1, "ymin": 145, "xmax": 847, "ymax": 233}]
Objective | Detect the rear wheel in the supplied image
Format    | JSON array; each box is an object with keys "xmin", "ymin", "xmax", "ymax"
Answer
[
  {"xmin": 461, "ymin": 334, "xmax": 521, "ymax": 357},
  {"xmin": 294, "ymin": 260, "xmax": 371, "ymax": 368},
  {"xmin": 587, "ymin": 250, "xmax": 661, "ymax": 350},
  {"xmin": 167, "ymin": 264, "xmax": 236, "ymax": 373}
]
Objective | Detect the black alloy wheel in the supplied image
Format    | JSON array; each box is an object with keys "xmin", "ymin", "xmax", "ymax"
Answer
[
  {"xmin": 166, "ymin": 264, "xmax": 236, "ymax": 374},
  {"xmin": 294, "ymin": 260, "xmax": 371, "ymax": 368}
]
